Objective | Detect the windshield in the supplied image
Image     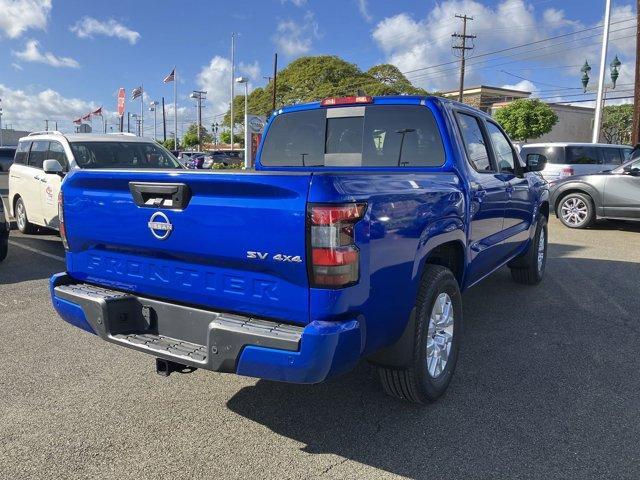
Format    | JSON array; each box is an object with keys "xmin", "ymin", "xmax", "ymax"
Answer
[
  {"xmin": 260, "ymin": 105, "xmax": 446, "ymax": 167},
  {"xmin": 69, "ymin": 141, "xmax": 182, "ymax": 169}
]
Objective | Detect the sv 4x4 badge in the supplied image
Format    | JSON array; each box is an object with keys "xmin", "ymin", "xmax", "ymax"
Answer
[{"xmin": 247, "ymin": 251, "xmax": 303, "ymax": 263}]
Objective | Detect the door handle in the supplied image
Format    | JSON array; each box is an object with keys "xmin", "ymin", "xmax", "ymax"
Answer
[{"xmin": 470, "ymin": 185, "xmax": 486, "ymax": 200}]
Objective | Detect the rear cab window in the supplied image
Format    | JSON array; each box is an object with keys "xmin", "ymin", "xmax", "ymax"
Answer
[
  {"xmin": 260, "ymin": 104, "xmax": 446, "ymax": 168},
  {"xmin": 69, "ymin": 142, "xmax": 182, "ymax": 169}
]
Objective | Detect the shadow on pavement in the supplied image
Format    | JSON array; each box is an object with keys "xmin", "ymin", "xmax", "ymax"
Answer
[
  {"xmin": 227, "ymin": 245, "xmax": 640, "ymax": 479},
  {"xmin": 0, "ymin": 232, "xmax": 64, "ymax": 285},
  {"xmin": 588, "ymin": 219, "xmax": 640, "ymax": 233}
]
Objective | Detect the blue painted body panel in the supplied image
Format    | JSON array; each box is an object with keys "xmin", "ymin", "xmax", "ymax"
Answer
[{"xmin": 50, "ymin": 95, "xmax": 548, "ymax": 383}]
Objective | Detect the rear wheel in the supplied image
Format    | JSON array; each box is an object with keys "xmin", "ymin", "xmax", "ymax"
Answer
[
  {"xmin": 509, "ymin": 215, "xmax": 547, "ymax": 285},
  {"xmin": 14, "ymin": 197, "xmax": 36, "ymax": 234},
  {"xmin": 558, "ymin": 193, "xmax": 594, "ymax": 229},
  {"xmin": 377, "ymin": 265, "xmax": 462, "ymax": 404},
  {"xmin": 0, "ymin": 237, "xmax": 7, "ymax": 261}
]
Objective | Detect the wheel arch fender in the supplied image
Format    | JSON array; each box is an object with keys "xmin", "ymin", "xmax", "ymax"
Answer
[{"xmin": 552, "ymin": 182, "xmax": 601, "ymax": 215}]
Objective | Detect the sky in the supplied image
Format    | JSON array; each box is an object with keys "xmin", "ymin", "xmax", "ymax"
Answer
[{"xmin": 0, "ymin": 0, "xmax": 636, "ymax": 136}]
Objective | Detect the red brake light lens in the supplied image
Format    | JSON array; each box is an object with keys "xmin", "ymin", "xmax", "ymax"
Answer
[
  {"xmin": 308, "ymin": 203, "xmax": 365, "ymax": 288},
  {"xmin": 58, "ymin": 192, "xmax": 68, "ymax": 250},
  {"xmin": 320, "ymin": 96, "xmax": 373, "ymax": 107}
]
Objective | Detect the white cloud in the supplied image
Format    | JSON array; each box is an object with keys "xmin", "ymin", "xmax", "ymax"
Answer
[
  {"xmin": 501, "ymin": 80, "xmax": 537, "ymax": 94},
  {"xmin": 273, "ymin": 12, "xmax": 319, "ymax": 57},
  {"xmin": 70, "ymin": 17, "xmax": 140, "ymax": 44},
  {"xmin": 13, "ymin": 40, "xmax": 80, "ymax": 68},
  {"xmin": 371, "ymin": 0, "xmax": 637, "ymax": 95},
  {"xmin": 0, "ymin": 0, "xmax": 51, "ymax": 38},
  {"xmin": 0, "ymin": 83, "xmax": 104, "ymax": 132},
  {"xmin": 196, "ymin": 56, "xmax": 261, "ymax": 116},
  {"xmin": 356, "ymin": 0, "xmax": 373, "ymax": 22},
  {"xmin": 281, "ymin": 0, "xmax": 306, "ymax": 6}
]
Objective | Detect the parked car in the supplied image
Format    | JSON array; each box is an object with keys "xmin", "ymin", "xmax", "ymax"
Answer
[
  {"xmin": 50, "ymin": 95, "xmax": 549, "ymax": 404},
  {"xmin": 0, "ymin": 198, "xmax": 8, "ymax": 262},
  {"xmin": 209, "ymin": 150, "xmax": 243, "ymax": 166},
  {"xmin": 550, "ymin": 157, "xmax": 640, "ymax": 228},
  {"xmin": 9, "ymin": 131, "xmax": 182, "ymax": 233},
  {"xmin": 0, "ymin": 146, "xmax": 16, "ymax": 172},
  {"xmin": 520, "ymin": 142, "xmax": 632, "ymax": 181},
  {"xmin": 184, "ymin": 153, "xmax": 206, "ymax": 169}
]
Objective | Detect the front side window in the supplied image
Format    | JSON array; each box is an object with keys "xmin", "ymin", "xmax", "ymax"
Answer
[
  {"xmin": 28, "ymin": 140, "xmax": 48, "ymax": 169},
  {"xmin": 565, "ymin": 146, "xmax": 599, "ymax": 165},
  {"xmin": 456, "ymin": 113, "xmax": 492, "ymax": 172},
  {"xmin": 486, "ymin": 121, "xmax": 516, "ymax": 173},
  {"xmin": 69, "ymin": 142, "xmax": 182, "ymax": 169},
  {"xmin": 622, "ymin": 148, "xmax": 633, "ymax": 161},
  {"xmin": 260, "ymin": 105, "xmax": 445, "ymax": 167},
  {"xmin": 47, "ymin": 141, "xmax": 69, "ymax": 169}
]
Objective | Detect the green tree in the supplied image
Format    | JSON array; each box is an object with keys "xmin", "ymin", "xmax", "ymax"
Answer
[
  {"xmin": 493, "ymin": 99, "xmax": 558, "ymax": 142},
  {"xmin": 223, "ymin": 55, "xmax": 429, "ymax": 126},
  {"xmin": 601, "ymin": 104, "xmax": 633, "ymax": 144},
  {"xmin": 182, "ymin": 123, "xmax": 212, "ymax": 148},
  {"xmin": 158, "ymin": 138, "xmax": 180, "ymax": 150},
  {"xmin": 219, "ymin": 130, "xmax": 244, "ymax": 147}
]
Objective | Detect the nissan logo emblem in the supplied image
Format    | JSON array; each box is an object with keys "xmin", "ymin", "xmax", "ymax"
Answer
[{"xmin": 148, "ymin": 212, "xmax": 173, "ymax": 240}]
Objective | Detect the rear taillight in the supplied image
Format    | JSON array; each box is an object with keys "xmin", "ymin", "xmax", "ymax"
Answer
[
  {"xmin": 560, "ymin": 167, "xmax": 574, "ymax": 178},
  {"xmin": 58, "ymin": 192, "xmax": 68, "ymax": 250},
  {"xmin": 308, "ymin": 203, "xmax": 365, "ymax": 288}
]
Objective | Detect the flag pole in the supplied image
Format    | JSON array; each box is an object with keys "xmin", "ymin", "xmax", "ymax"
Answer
[
  {"xmin": 174, "ymin": 67, "xmax": 178, "ymax": 150},
  {"xmin": 140, "ymin": 83, "xmax": 144, "ymax": 137}
]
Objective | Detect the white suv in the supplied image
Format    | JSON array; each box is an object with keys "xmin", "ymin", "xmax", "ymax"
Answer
[{"xmin": 8, "ymin": 131, "xmax": 182, "ymax": 233}]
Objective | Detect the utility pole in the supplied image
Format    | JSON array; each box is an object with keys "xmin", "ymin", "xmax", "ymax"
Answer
[
  {"xmin": 45, "ymin": 119, "xmax": 49, "ymax": 131},
  {"xmin": 0, "ymin": 98, "xmax": 3, "ymax": 147},
  {"xmin": 190, "ymin": 91, "xmax": 207, "ymax": 151},
  {"xmin": 272, "ymin": 53, "xmax": 278, "ymax": 112},
  {"xmin": 452, "ymin": 14, "xmax": 476, "ymax": 104},
  {"xmin": 230, "ymin": 33, "xmax": 236, "ymax": 149},
  {"xmin": 593, "ymin": 0, "xmax": 612, "ymax": 143},
  {"xmin": 633, "ymin": 0, "xmax": 640, "ymax": 145}
]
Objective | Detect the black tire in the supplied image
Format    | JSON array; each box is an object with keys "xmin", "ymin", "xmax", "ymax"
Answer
[
  {"xmin": 509, "ymin": 215, "xmax": 547, "ymax": 285},
  {"xmin": 14, "ymin": 197, "xmax": 36, "ymax": 234},
  {"xmin": 377, "ymin": 265, "xmax": 462, "ymax": 404},
  {"xmin": 557, "ymin": 192, "xmax": 594, "ymax": 229},
  {"xmin": 0, "ymin": 238, "xmax": 7, "ymax": 262}
]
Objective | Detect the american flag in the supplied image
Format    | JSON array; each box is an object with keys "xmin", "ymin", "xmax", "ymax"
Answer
[
  {"xmin": 131, "ymin": 86, "xmax": 143, "ymax": 100},
  {"xmin": 163, "ymin": 68, "xmax": 175, "ymax": 83},
  {"xmin": 91, "ymin": 107, "xmax": 103, "ymax": 116}
]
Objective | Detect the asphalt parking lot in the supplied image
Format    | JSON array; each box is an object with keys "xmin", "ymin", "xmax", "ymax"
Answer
[{"xmin": 1, "ymin": 217, "xmax": 639, "ymax": 479}]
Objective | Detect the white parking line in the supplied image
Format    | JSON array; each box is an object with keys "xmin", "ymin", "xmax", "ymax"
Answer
[{"xmin": 8, "ymin": 240, "xmax": 65, "ymax": 262}]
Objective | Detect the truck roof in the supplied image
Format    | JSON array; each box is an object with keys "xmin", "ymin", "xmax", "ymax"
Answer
[{"xmin": 19, "ymin": 132, "xmax": 155, "ymax": 144}]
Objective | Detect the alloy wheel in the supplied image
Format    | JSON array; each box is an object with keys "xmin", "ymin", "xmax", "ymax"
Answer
[
  {"xmin": 426, "ymin": 292, "xmax": 454, "ymax": 378},
  {"xmin": 560, "ymin": 197, "xmax": 588, "ymax": 226}
]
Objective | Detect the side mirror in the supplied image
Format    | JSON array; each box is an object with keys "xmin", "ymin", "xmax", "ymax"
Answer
[
  {"xmin": 526, "ymin": 153, "xmax": 547, "ymax": 172},
  {"xmin": 43, "ymin": 159, "xmax": 64, "ymax": 176},
  {"xmin": 625, "ymin": 165, "xmax": 640, "ymax": 176}
]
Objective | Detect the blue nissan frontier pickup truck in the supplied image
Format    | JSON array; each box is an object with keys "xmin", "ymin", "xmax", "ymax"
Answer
[{"xmin": 50, "ymin": 95, "xmax": 549, "ymax": 404}]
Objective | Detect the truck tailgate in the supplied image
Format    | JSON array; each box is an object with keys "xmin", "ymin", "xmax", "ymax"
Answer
[{"xmin": 62, "ymin": 170, "xmax": 312, "ymax": 324}]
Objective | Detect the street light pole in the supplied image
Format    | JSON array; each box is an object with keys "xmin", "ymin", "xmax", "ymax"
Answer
[
  {"xmin": 0, "ymin": 99, "xmax": 3, "ymax": 147},
  {"xmin": 593, "ymin": 0, "xmax": 612, "ymax": 143},
  {"xmin": 236, "ymin": 77, "xmax": 249, "ymax": 169},
  {"xmin": 149, "ymin": 101, "xmax": 159, "ymax": 140}
]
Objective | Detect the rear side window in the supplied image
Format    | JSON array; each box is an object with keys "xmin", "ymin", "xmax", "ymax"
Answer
[
  {"xmin": 14, "ymin": 141, "xmax": 31, "ymax": 165},
  {"xmin": 456, "ymin": 113, "xmax": 492, "ymax": 172},
  {"xmin": 520, "ymin": 146, "xmax": 563, "ymax": 164},
  {"xmin": 28, "ymin": 140, "xmax": 48, "ymax": 169},
  {"xmin": 260, "ymin": 105, "xmax": 445, "ymax": 167},
  {"xmin": 565, "ymin": 146, "xmax": 599, "ymax": 165},
  {"xmin": 601, "ymin": 147, "xmax": 622, "ymax": 165}
]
